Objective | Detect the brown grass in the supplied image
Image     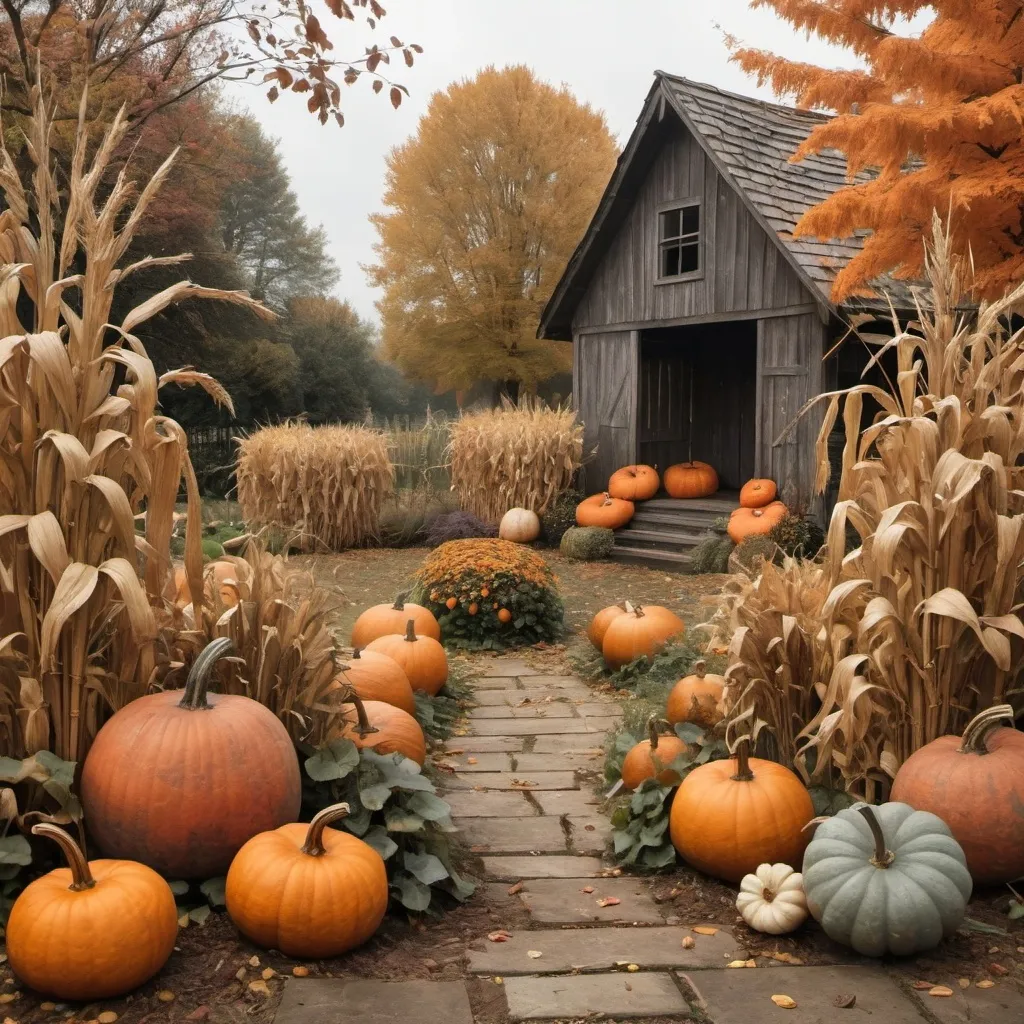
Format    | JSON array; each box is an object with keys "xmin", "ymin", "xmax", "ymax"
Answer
[
  {"xmin": 448, "ymin": 398, "xmax": 583, "ymax": 522},
  {"xmin": 236, "ymin": 423, "xmax": 394, "ymax": 550}
]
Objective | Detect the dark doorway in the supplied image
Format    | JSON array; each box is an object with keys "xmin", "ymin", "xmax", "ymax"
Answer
[{"xmin": 638, "ymin": 321, "xmax": 757, "ymax": 490}]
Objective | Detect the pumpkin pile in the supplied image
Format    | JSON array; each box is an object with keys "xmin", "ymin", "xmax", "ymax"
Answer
[
  {"xmin": 411, "ymin": 538, "xmax": 564, "ymax": 648},
  {"xmin": 590, "ymin": 600, "xmax": 685, "ymax": 670},
  {"xmin": 729, "ymin": 477, "xmax": 787, "ymax": 544}
]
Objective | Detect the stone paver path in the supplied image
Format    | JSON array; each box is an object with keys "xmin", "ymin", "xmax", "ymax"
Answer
[{"xmin": 273, "ymin": 658, "xmax": 1024, "ymax": 1024}]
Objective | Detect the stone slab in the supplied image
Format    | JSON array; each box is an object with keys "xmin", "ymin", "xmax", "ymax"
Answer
[
  {"xmin": 575, "ymin": 702, "xmax": 624, "ymax": 717},
  {"xmin": 481, "ymin": 855, "xmax": 605, "ymax": 880},
  {"xmin": 275, "ymin": 979, "xmax": 474, "ymax": 1024},
  {"xmin": 443, "ymin": 736, "xmax": 524, "ymax": 752},
  {"xmin": 442, "ymin": 791, "xmax": 537, "ymax": 817},
  {"xmin": 691, "ymin": 966, "xmax": 925, "ymax": 1024},
  {"xmin": 514, "ymin": 751, "xmax": 604, "ymax": 772},
  {"xmin": 468, "ymin": 925, "xmax": 742, "ymax": 975},
  {"xmin": 533, "ymin": 734, "xmax": 606, "ymax": 752},
  {"xmin": 472, "ymin": 676, "xmax": 526, "ymax": 689},
  {"xmin": 445, "ymin": 771, "xmax": 578, "ymax": 791},
  {"xmin": 457, "ymin": 816, "xmax": 567, "ymax": 854},
  {"xmin": 470, "ymin": 717, "xmax": 590, "ymax": 735},
  {"xmin": 482, "ymin": 659, "xmax": 540, "ymax": 676},
  {"xmin": 908, "ymin": 977, "xmax": 1024, "ymax": 1023},
  {"xmin": 470, "ymin": 703, "xmax": 576, "ymax": 719},
  {"xmin": 516, "ymin": 877, "xmax": 664, "ymax": 924},
  {"xmin": 567, "ymin": 815, "xmax": 613, "ymax": 854},
  {"xmin": 504, "ymin": 972, "xmax": 688, "ymax": 1020},
  {"xmin": 532, "ymin": 789, "xmax": 601, "ymax": 815},
  {"xmin": 472, "ymin": 689, "xmax": 529, "ymax": 706},
  {"xmin": 441, "ymin": 752, "xmax": 511, "ymax": 772},
  {"xmin": 518, "ymin": 674, "xmax": 587, "ymax": 688}
]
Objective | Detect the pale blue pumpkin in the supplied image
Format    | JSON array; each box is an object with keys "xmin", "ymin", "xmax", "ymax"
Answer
[{"xmin": 802, "ymin": 801, "xmax": 972, "ymax": 957}]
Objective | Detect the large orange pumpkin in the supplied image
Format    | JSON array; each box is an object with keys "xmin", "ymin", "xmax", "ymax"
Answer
[
  {"xmin": 351, "ymin": 593, "xmax": 441, "ymax": 647},
  {"xmin": 890, "ymin": 704, "xmax": 1024, "ymax": 884},
  {"xmin": 601, "ymin": 602, "xmax": 685, "ymax": 670},
  {"xmin": 727, "ymin": 501, "xmax": 788, "ymax": 544},
  {"xmin": 587, "ymin": 602, "xmax": 627, "ymax": 651},
  {"xmin": 621, "ymin": 718, "xmax": 691, "ymax": 790},
  {"xmin": 335, "ymin": 692, "xmax": 427, "ymax": 765},
  {"xmin": 366, "ymin": 619, "xmax": 448, "ymax": 696},
  {"xmin": 5, "ymin": 824, "xmax": 178, "ymax": 1001},
  {"xmin": 666, "ymin": 660, "xmax": 727, "ymax": 728},
  {"xmin": 663, "ymin": 461, "xmax": 718, "ymax": 499},
  {"xmin": 739, "ymin": 478, "xmax": 777, "ymax": 508},
  {"xmin": 333, "ymin": 648, "xmax": 416, "ymax": 715},
  {"xmin": 80, "ymin": 638, "xmax": 302, "ymax": 878},
  {"xmin": 225, "ymin": 803, "xmax": 388, "ymax": 958},
  {"xmin": 576, "ymin": 492, "xmax": 635, "ymax": 529},
  {"xmin": 608, "ymin": 464, "xmax": 660, "ymax": 501},
  {"xmin": 669, "ymin": 740, "xmax": 814, "ymax": 883}
]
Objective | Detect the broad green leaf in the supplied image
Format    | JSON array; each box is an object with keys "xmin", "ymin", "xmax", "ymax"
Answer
[
  {"xmin": 405, "ymin": 791, "xmax": 452, "ymax": 821},
  {"xmin": 361, "ymin": 826, "xmax": 399, "ymax": 860},
  {"xmin": 393, "ymin": 873, "xmax": 432, "ymax": 912},
  {"xmin": 613, "ymin": 831, "xmax": 635, "ymax": 855},
  {"xmin": 189, "ymin": 904, "xmax": 212, "ymax": 925},
  {"xmin": 167, "ymin": 880, "xmax": 190, "ymax": 897},
  {"xmin": 0, "ymin": 834, "xmax": 31, "ymax": 867},
  {"xmin": 674, "ymin": 722, "xmax": 704, "ymax": 744},
  {"xmin": 403, "ymin": 849, "xmax": 449, "ymax": 886},
  {"xmin": 384, "ymin": 807, "xmax": 425, "ymax": 832},
  {"xmin": 610, "ymin": 806, "xmax": 631, "ymax": 830},
  {"xmin": 305, "ymin": 739, "xmax": 360, "ymax": 782},
  {"xmin": 640, "ymin": 843, "xmax": 677, "ymax": 869},
  {"xmin": 1008, "ymin": 901, "xmax": 1024, "ymax": 921},
  {"xmin": 200, "ymin": 876, "xmax": 226, "ymax": 907},
  {"xmin": 359, "ymin": 783, "xmax": 394, "ymax": 811}
]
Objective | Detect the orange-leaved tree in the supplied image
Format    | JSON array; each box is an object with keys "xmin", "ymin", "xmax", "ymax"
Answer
[
  {"xmin": 368, "ymin": 65, "xmax": 618, "ymax": 398},
  {"xmin": 731, "ymin": 1, "xmax": 1024, "ymax": 300}
]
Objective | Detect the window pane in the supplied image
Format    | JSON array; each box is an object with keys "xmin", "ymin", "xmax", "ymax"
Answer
[
  {"xmin": 682, "ymin": 204, "xmax": 699, "ymax": 235},
  {"xmin": 660, "ymin": 208, "xmax": 680, "ymax": 240},
  {"xmin": 661, "ymin": 243, "xmax": 680, "ymax": 277},
  {"xmin": 679, "ymin": 242, "xmax": 699, "ymax": 274}
]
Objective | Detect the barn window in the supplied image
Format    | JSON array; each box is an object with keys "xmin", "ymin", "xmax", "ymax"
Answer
[{"xmin": 658, "ymin": 202, "xmax": 700, "ymax": 279}]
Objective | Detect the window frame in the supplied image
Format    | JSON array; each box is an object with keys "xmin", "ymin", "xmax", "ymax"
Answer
[{"xmin": 655, "ymin": 197, "xmax": 704, "ymax": 284}]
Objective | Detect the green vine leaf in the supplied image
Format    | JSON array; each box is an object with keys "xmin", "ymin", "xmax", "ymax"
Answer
[{"xmin": 305, "ymin": 739, "xmax": 360, "ymax": 782}]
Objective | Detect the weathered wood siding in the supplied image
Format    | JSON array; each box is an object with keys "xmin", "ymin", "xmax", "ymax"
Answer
[
  {"xmin": 572, "ymin": 122, "xmax": 810, "ymax": 332},
  {"xmin": 573, "ymin": 331, "xmax": 638, "ymax": 493},
  {"xmin": 756, "ymin": 312, "xmax": 827, "ymax": 504}
]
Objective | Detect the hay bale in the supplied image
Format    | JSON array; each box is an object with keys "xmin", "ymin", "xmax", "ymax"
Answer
[
  {"xmin": 449, "ymin": 399, "xmax": 583, "ymax": 523},
  {"xmin": 560, "ymin": 526, "xmax": 614, "ymax": 561},
  {"xmin": 237, "ymin": 423, "xmax": 394, "ymax": 550}
]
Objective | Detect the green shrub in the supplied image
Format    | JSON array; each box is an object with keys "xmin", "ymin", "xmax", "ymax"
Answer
[
  {"xmin": 689, "ymin": 532, "xmax": 733, "ymax": 574},
  {"xmin": 560, "ymin": 526, "xmax": 614, "ymax": 560},
  {"xmin": 729, "ymin": 535, "xmax": 781, "ymax": 574},
  {"xmin": 201, "ymin": 538, "xmax": 225, "ymax": 561},
  {"xmin": 769, "ymin": 513, "xmax": 825, "ymax": 559},
  {"xmin": 540, "ymin": 489, "xmax": 583, "ymax": 546}
]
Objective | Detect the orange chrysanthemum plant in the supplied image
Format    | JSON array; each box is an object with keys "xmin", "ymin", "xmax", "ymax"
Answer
[
  {"xmin": 412, "ymin": 539, "xmax": 563, "ymax": 649},
  {"xmin": 730, "ymin": 0, "xmax": 1024, "ymax": 301}
]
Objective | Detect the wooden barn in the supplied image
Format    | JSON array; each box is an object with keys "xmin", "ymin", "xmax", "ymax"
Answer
[{"xmin": 538, "ymin": 72, "xmax": 911, "ymax": 567}]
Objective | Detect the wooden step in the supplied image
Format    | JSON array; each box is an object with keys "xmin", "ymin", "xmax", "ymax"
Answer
[
  {"xmin": 641, "ymin": 497, "xmax": 738, "ymax": 514},
  {"xmin": 614, "ymin": 527, "xmax": 706, "ymax": 550},
  {"xmin": 610, "ymin": 545, "xmax": 693, "ymax": 570},
  {"xmin": 630, "ymin": 510, "xmax": 725, "ymax": 530}
]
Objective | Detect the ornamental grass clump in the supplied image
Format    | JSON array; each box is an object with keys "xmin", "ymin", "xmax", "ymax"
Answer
[
  {"xmin": 412, "ymin": 539, "xmax": 564, "ymax": 649},
  {"xmin": 448, "ymin": 398, "xmax": 583, "ymax": 522},
  {"xmin": 237, "ymin": 423, "xmax": 394, "ymax": 550}
]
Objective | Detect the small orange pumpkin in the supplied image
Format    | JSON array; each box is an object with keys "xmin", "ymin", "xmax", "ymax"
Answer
[
  {"xmin": 351, "ymin": 593, "xmax": 441, "ymax": 647},
  {"xmin": 666, "ymin": 660, "xmax": 727, "ymax": 728},
  {"xmin": 335, "ymin": 691, "xmax": 427, "ymax": 765},
  {"xmin": 576, "ymin": 492, "xmax": 635, "ymax": 529},
  {"xmin": 366, "ymin": 619, "xmax": 448, "ymax": 696},
  {"xmin": 587, "ymin": 602, "xmax": 627, "ymax": 651},
  {"xmin": 5, "ymin": 824, "xmax": 178, "ymax": 1001},
  {"xmin": 663, "ymin": 461, "xmax": 718, "ymax": 499},
  {"xmin": 621, "ymin": 718, "xmax": 691, "ymax": 789},
  {"xmin": 608, "ymin": 465, "xmax": 660, "ymax": 502},
  {"xmin": 601, "ymin": 602, "xmax": 685, "ymax": 670},
  {"xmin": 497, "ymin": 607, "xmax": 512, "ymax": 623},
  {"xmin": 740, "ymin": 478, "xmax": 777, "ymax": 508},
  {"xmin": 225, "ymin": 803, "xmax": 388, "ymax": 958},
  {"xmin": 727, "ymin": 501, "xmax": 787, "ymax": 544},
  {"xmin": 332, "ymin": 648, "xmax": 416, "ymax": 715}
]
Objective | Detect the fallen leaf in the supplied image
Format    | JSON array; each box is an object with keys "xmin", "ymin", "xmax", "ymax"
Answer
[
  {"xmin": 0, "ymin": 956, "xmax": 5, "ymax": 964},
  {"xmin": 627, "ymin": 964, "xmax": 640, "ymax": 972},
  {"xmin": 488, "ymin": 930, "xmax": 513, "ymax": 942},
  {"xmin": 988, "ymin": 946, "xmax": 1001, "ymax": 954},
  {"xmin": 527, "ymin": 951, "xmax": 543, "ymax": 959},
  {"xmin": 976, "ymin": 979, "xmax": 995, "ymax": 989},
  {"xmin": 98, "ymin": 1013, "xmax": 118, "ymax": 1023},
  {"xmin": 580, "ymin": 886, "xmax": 595, "ymax": 894},
  {"xmin": 693, "ymin": 926, "xmax": 718, "ymax": 936},
  {"xmin": 467, "ymin": 758, "xmax": 478, "ymax": 765},
  {"xmin": 727, "ymin": 960, "xmax": 757, "ymax": 968},
  {"xmin": 247, "ymin": 981, "xmax": 271, "ymax": 997},
  {"xmin": 681, "ymin": 937, "xmax": 696, "ymax": 950},
  {"xmin": 40, "ymin": 1005, "xmax": 55, "ymax": 1013},
  {"xmin": 156, "ymin": 990, "xmax": 176, "ymax": 1003},
  {"xmin": 771, "ymin": 952, "xmax": 804, "ymax": 965},
  {"xmin": 958, "ymin": 977, "xmax": 970, "ymax": 989},
  {"xmin": 235, "ymin": 967, "xmax": 247, "ymax": 982},
  {"xmin": 292, "ymin": 967, "xmax": 310, "ymax": 978},
  {"xmin": 771, "ymin": 995, "xmax": 797, "ymax": 1009},
  {"xmin": 510, "ymin": 779, "xmax": 535, "ymax": 788},
  {"xmin": 834, "ymin": 994, "xmax": 856, "ymax": 1008},
  {"xmin": 248, "ymin": 956, "xmax": 260, "ymax": 968},
  {"xmin": 912, "ymin": 981, "xmax": 935, "ymax": 990},
  {"xmin": 261, "ymin": 968, "xmax": 275, "ymax": 981},
  {"xmin": 507, "ymin": 882, "xmax": 523, "ymax": 896},
  {"xmin": 597, "ymin": 897, "xmax": 621, "ymax": 907},
  {"xmin": 584, "ymin": 824, "xmax": 596, "ymax": 831},
  {"xmin": 177, "ymin": 913, "xmax": 189, "ymax": 928},
  {"xmin": 0, "ymin": 998, "xmax": 16, "ymax": 1006},
  {"xmin": 493, "ymin": 977, "xmax": 503, "ymax": 985},
  {"xmin": 989, "ymin": 963, "xmax": 1009, "ymax": 976},
  {"xmin": 929, "ymin": 986, "xmax": 954, "ymax": 997},
  {"xmin": 446, "ymin": 749, "xmax": 464, "ymax": 755}
]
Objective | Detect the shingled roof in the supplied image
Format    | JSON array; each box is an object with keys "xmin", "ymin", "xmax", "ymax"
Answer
[{"xmin": 539, "ymin": 73, "xmax": 914, "ymax": 341}]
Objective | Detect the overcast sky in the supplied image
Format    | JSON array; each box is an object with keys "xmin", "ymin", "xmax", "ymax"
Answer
[{"xmin": 228, "ymin": 0, "xmax": 861, "ymax": 325}]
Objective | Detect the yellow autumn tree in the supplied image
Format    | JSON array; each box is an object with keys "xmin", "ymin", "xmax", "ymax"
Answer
[
  {"xmin": 368, "ymin": 65, "xmax": 618, "ymax": 397},
  {"xmin": 732, "ymin": 1, "xmax": 1024, "ymax": 300}
]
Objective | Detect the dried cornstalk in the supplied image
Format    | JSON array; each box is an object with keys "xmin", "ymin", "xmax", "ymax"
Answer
[
  {"xmin": 449, "ymin": 398, "xmax": 583, "ymax": 522},
  {"xmin": 236, "ymin": 423, "xmax": 394, "ymax": 550},
  {"xmin": 0, "ymin": 87, "xmax": 271, "ymax": 765}
]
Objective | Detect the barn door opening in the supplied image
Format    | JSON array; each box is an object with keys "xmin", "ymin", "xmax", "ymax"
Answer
[{"xmin": 638, "ymin": 321, "xmax": 756, "ymax": 491}]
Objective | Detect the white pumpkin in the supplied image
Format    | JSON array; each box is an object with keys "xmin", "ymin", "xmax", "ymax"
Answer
[
  {"xmin": 736, "ymin": 862, "xmax": 807, "ymax": 935},
  {"xmin": 499, "ymin": 507, "xmax": 540, "ymax": 543}
]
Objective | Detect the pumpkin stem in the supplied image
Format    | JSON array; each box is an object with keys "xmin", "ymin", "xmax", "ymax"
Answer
[
  {"xmin": 179, "ymin": 636, "xmax": 234, "ymax": 710},
  {"xmin": 342, "ymin": 689, "xmax": 379, "ymax": 738},
  {"xmin": 693, "ymin": 659, "xmax": 706, "ymax": 679},
  {"xmin": 32, "ymin": 823, "xmax": 96, "ymax": 891},
  {"xmin": 958, "ymin": 704, "xmax": 1015, "ymax": 754},
  {"xmin": 858, "ymin": 805, "xmax": 895, "ymax": 869},
  {"xmin": 392, "ymin": 592, "xmax": 408, "ymax": 610},
  {"xmin": 404, "ymin": 618, "xmax": 417, "ymax": 642},
  {"xmin": 730, "ymin": 737, "xmax": 755, "ymax": 782},
  {"xmin": 301, "ymin": 803, "xmax": 351, "ymax": 856},
  {"xmin": 352, "ymin": 648, "xmax": 363, "ymax": 660}
]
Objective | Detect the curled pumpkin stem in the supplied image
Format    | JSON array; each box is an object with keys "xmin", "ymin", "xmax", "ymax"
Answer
[
  {"xmin": 858, "ymin": 805, "xmax": 895, "ymax": 868},
  {"xmin": 340, "ymin": 688, "xmax": 379, "ymax": 738},
  {"xmin": 692, "ymin": 659, "xmax": 706, "ymax": 679},
  {"xmin": 179, "ymin": 636, "xmax": 234, "ymax": 710},
  {"xmin": 646, "ymin": 716, "xmax": 673, "ymax": 750},
  {"xmin": 730, "ymin": 736, "xmax": 755, "ymax": 782},
  {"xmin": 392, "ymin": 592, "xmax": 409, "ymax": 610},
  {"xmin": 301, "ymin": 803, "xmax": 351, "ymax": 856},
  {"xmin": 32, "ymin": 824, "xmax": 96, "ymax": 892},
  {"xmin": 958, "ymin": 704, "xmax": 1015, "ymax": 755}
]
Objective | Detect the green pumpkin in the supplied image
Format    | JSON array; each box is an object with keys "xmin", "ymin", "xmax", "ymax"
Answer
[{"xmin": 802, "ymin": 802, "xmax": 971, "ymax": 957}]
